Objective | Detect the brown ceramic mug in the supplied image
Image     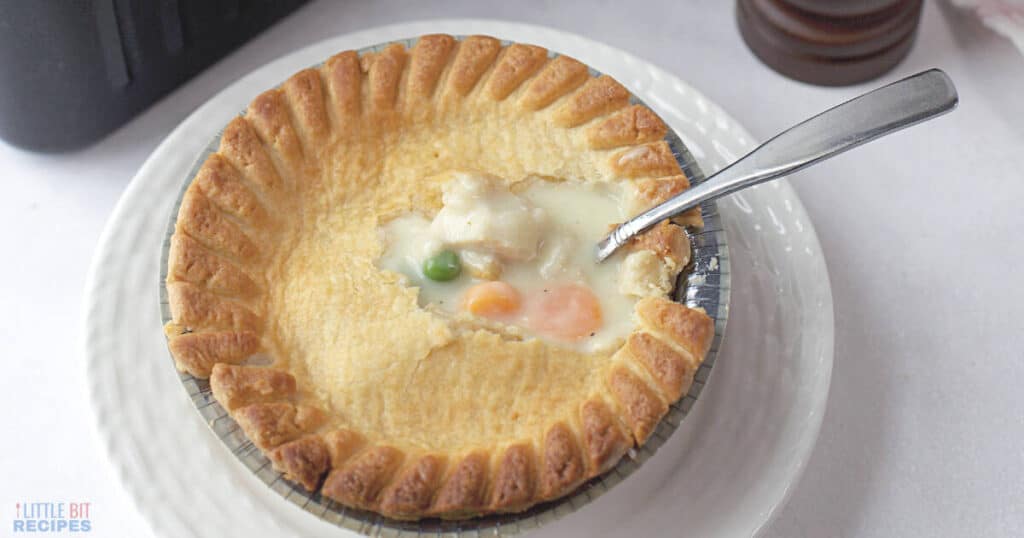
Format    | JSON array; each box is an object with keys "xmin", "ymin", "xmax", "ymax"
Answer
[{"xmin": 737, "ymin": 0, "xmax": 924, "ymax": 86}]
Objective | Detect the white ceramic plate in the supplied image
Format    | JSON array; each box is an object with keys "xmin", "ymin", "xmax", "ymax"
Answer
[{"xmin": 85, "ymin": 20, "xmax": 833, "ymax": 538}]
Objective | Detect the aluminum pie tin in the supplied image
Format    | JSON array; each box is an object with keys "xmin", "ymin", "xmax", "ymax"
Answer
[{"xmin": 159, "ymin": 36, "xmax": 731, "ymax": 537}]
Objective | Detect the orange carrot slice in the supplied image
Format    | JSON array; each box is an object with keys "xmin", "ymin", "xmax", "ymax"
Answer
[
  {"xmin": 461, "ymin": 281, "xmax": 522, "ymax": 319},
  {"xmin": 527, "ymin": 284, "xmax": 603, "ymax": 341}
]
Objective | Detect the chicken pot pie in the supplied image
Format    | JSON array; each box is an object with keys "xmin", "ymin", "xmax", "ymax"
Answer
[{"xmin": 164, "ymin": 34, "xmax": 714, "ymax": 520}]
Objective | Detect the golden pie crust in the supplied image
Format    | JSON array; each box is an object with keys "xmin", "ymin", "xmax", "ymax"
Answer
[{"xmin": 164, "ymin": 34, "xmax": 714, "ymax": 520}]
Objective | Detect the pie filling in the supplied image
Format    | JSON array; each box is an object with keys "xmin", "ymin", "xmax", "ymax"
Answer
[{"xmin": 379, "ymin": 172, "xmax": 644, "ymax": 353}]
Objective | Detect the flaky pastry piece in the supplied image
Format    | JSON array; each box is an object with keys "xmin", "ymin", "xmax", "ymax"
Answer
[{"xmin": 164, "ymin": 34, "xmax": 714, "ymax": 520}]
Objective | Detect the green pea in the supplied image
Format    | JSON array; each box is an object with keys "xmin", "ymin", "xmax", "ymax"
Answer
[{"xmin": 423, "ymin": 250, "xmax": 461, "ymax": 281}]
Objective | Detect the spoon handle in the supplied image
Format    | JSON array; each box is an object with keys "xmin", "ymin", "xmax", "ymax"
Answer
[{"xmin": 596, "ymin": 68, "xmax": 959, "ymax": 262}]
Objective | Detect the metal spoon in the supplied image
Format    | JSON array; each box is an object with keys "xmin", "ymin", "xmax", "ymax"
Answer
[{"xmin": 595, "ymin": 68, "xmax": 959, "ymax": 262}]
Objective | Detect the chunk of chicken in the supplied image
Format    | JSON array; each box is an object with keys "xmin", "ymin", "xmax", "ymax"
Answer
[{"xmin": 430, "ymin": 173, "xmax": 547, "ymax": 261}]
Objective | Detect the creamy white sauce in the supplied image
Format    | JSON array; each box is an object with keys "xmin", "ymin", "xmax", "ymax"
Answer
[{"xmin": 378, "ymin": 173, "xmax": 638, "ymax": 353}]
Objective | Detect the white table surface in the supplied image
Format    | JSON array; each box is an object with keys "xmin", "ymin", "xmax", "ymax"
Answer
[{"xmin": 3, "ymin": 1, "xmax": 1022, "ymax": 537}]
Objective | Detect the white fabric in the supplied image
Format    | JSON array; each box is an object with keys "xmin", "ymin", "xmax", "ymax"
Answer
[{"xmin": 951, "ymin": 0, "xmax": 1024, "ymax": 55}]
